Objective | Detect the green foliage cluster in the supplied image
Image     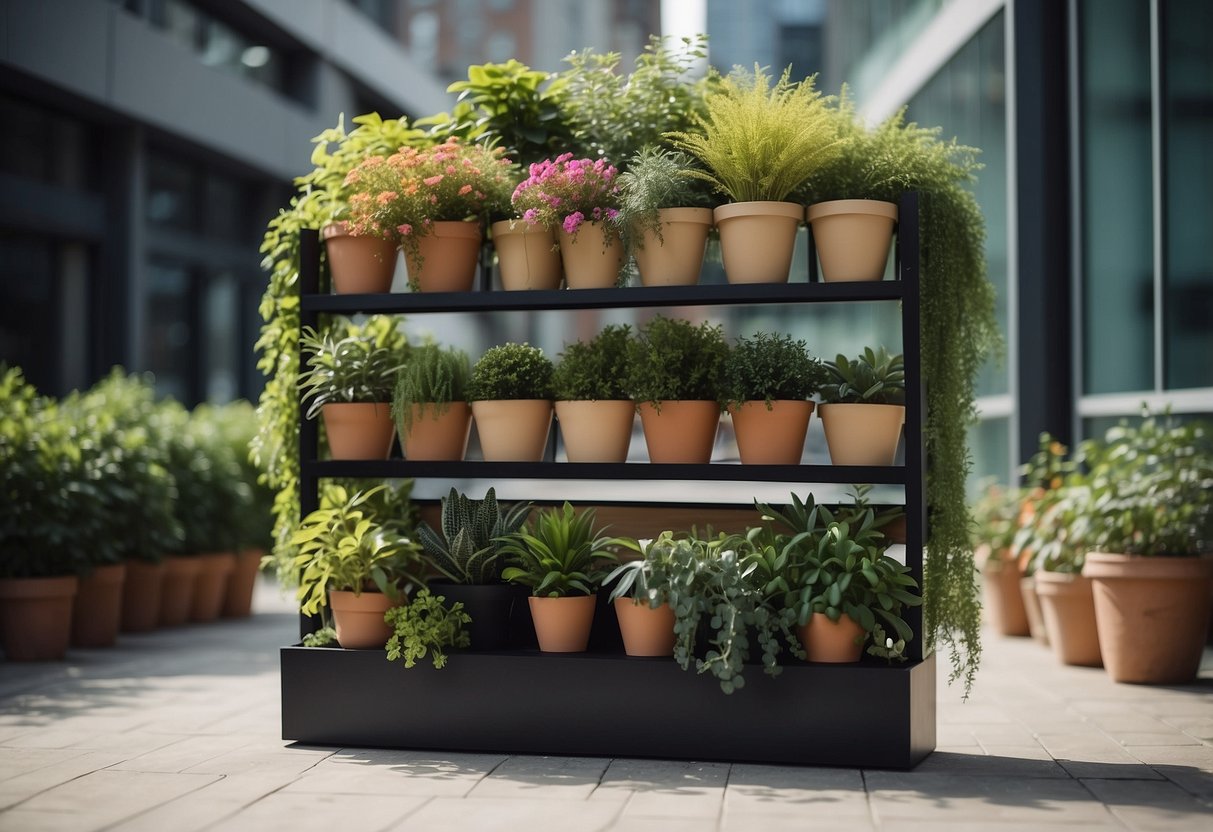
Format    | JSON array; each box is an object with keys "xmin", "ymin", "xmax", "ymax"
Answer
[
  {"xmin": 391, "ymin": 344, "xmax": 471, "ymax": 433},
  {"xmin": 625, "ymin": 315, "xmax": 728, "ymax": 406},
  {"xmin": 616, "ymin": 146, "xmax": 716, "ymax": 254},
  {"xmin": 320, "ymin": 477, "xmax": 417, "ymax": 538},
  {"xmin": 200, "ymin": 400, "xmax": 276, "ymax": 552},
  {"xmin": 416, "ymin": 487, "xmax": 531, "ymax": 584},
  {"xmin": 723, "ymin": 332, "xmax": 826, "ymax": 408},
  {"xmin": 299, "ymin": 316, "xmax": 410, "ymax": 418},
  {"xmin": 552, "ymin": 325, "xmax": 632, "ymax": 401},
  {"xmin": 466, "ymin": 342, "xmax": 554, "ymax": 401},
  {"xmin": 820, "ymin": 347, "xmax": 906, "ymax": 405},
  {"xmin": 384, "ymin": 588, "xmax": 472, "ymax": 669},
  {"xmin": 499, "ymin": 503, "xmax": 617, "ymax": 596}
]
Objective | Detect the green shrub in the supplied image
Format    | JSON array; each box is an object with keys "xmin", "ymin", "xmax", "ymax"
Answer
[
  {"xmin": 384, "ymin": 588, "xmax": 472, "ymax": 669},
  {"xmin": 391, "ymin": 344, "xmax": 470, "ymax": 434},
  {"xmin": 723, "ymin": 333, "xmax": 826, "ymax": 408},
  {"xmin": 466, "ymin": 343, "xmax": 554, "ymax": 401},
  {"xmin": 552, "ymin": 325, "xmax": 632, "ymax": 401},
  {"xmin": 625, "ymin": 315, "xmax": 727, "ymax": 406},
  {"xmin": 616, "ymin": 146, "xmax": 715, "ymax": 254}
]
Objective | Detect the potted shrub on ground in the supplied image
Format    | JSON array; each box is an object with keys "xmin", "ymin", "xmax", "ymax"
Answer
[
  {"xmin": 391, "ymin": 344, "xmax": 473, "ymax": 461},
  {"xmin": 605, "ymin": 536, "xmax": 679, "ymax": 656},
  {"xmin": 499, "ymin": 503, "xmax": 617, "ymax": 652},
  {"xmin": 553, "ymin": 325, "xmax": 634, "ymax": 462},
  {"xmin": 971, "ymin": 483, "xmax": 1030, "ymax": 637},
  {"xmin": 818, "ymin": 347, "xmax": 906, "ymax": 466},
  {"xmin": 723, "ymin": 332, "xmax": 826, "ymax": 465},
  {"xmin": 467, "ymin": 343, "xmax": 554, "ymax": 462},
  {"xmin": 626, "ymin": 315, "xmax": 728, "ymax": 463}
]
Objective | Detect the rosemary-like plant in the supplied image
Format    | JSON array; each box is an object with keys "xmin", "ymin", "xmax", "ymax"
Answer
[{"xmin": 391, "ymin": 344, "xmax": 470, "ymax": 434}]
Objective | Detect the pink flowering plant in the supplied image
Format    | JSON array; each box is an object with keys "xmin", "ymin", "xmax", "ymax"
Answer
[{"xmin": 510, "ymin": 153, "xmax": 622, "ymax": 242}]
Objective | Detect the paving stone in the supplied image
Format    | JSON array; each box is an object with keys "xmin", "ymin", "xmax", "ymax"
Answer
[
  {"xmin": 724, "ymin": 765, "xmax": 868, "ymax": 820},
  {"xmin": 594, "ymin": 759, "xmax": 727, "ymax": 818},
  {"xmin": 109, "ymin": 769, "xmax": 305, "ymax": 832},
  {"xmin": 393, "ymin": 796, "xmax": 621, "ymax": 831},
  {"xmin": 908, "ymin": 749, "xmax": 1066, "ymax": 778},
  {"xmin": 1112, "ymin": 732, "xmax": 1204, "ymax": 747},
  {"xmin": 0, "ymin": 749, "xmax": 86, "ymax": 784},
  {"xmin": 468, "ymin": 755, "xmax": 611, "ymax": 799},
  {"xmin": 15, "ymin": 769, "xmax": 219, "ymax": 828},
  {"xmin": 217, "ymin": 791, "xmax": 429, "ymax": 832},
  {"xmin": 283, "ymin": 749, "xmax": 504, "ymax": 797},
  {"xmin": 1081, "ymin": 778, "xmax": 1213, "ymax": 831},
  {"xmin": 1036, "ymin": 733, "xmax": 1161, "ymax": 779},
  {"xmin": 108, "ymin": 732, "xmax": 258, "ymax": 773},
  {"xmin": 611, "ymin": 818, "xmax": 722, "ymax": 832},
  {"xmin": 0, "ymin": 751, "xmax": 129, "ymax": 810},
  {"xmin": 866, "ymin": 773, "xmax": 1115, "ymax": 825},
  {"xmin": 0, "ymin": 808, "xmax": 83, "ymax": 832}
]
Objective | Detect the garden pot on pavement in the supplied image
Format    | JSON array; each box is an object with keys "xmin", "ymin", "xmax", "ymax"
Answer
[
  {"xmin": 71, "ymin": 563, "xmax": 126, "ymax": 648},
  {"xmin": 1035, "ymin": 571, "xmax": 1102, "ymax": 667},
  {"xmin": 0, "ymin": 575, "xmax": 78, "ymax": 661}
]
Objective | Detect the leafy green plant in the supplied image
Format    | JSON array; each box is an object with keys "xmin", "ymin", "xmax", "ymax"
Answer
[
  {"xmin": 667, "ymin": 65, "xmax": 843, "ymax": 203},
  {"xmin": 302, "ymin": 626, "xmax": 337, "ymax": 647},
  {"xmin": 299, "ymin": 318, "xmax": 410, "ymax": 418},
  {"xmin": 605, "ymin": 536, "xmax": 677, "ymax": 607},
  {"xmin": 625, "ymin": 315, "xmax": 728, "ymax": 407},
  {"xmin": 552, "ymin": 325, "xmax": 632, "ymax": 401},
  {"xmin": 499, "ymin": 503, "xmax": 617, "ymax": 596},
  {"xmin": 384, "ymin": 588, "xmax": 472, "ymax": 669},
  {"xmin": 466, "ymin": 343, "xmax": 554, "ymax": 401},
  {"xmin": 416, "ymin": 487, "xmax": 531, "ymax": 584},
  {"xmin": 616, "ymin": 146, "xmax": 715, "ymax": 253},
  {"xmin": 970, "ymin": 481, "xmax": 1022, "ymax": 558},
  {"xmin": 391, "ymin": 344, "xmax": 470, "ymax": 434},
  {"xmin": 723, "ymin": 332, "xmax": 826, "ymax": 409},
  {"xmin": 320, "ymin": 477, "xmax": 418, "ymax": 538},
  {"xmin": 202, "ymin": 399, "xmax": 276, "ymax": 552},
  {"xmin": 820, "ymin": 347, "xmax": 905, "ymax": 405}
]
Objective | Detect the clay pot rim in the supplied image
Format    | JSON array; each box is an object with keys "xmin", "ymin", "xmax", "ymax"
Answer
[
  {"xmin": 654, "ymin": 207, "xmax": 714, "ymax": 225},
  {"xmin": 727, "ymin": 398, "xmax": 816, "ymax": 414},
  {"xmin": 426, "ymin": 219, "xmax": 483, "ymax": 239},
  {"xmin": 470, "ymin": 398, "xmax": 554, "ymax": 406},
  {"xmin": 713, "ymin": 201, "xmax": 804, "ymax": 223},
  {"xmin": 1082, "ymin": 551, "xmax": 1213, "ymax": 580},
  {"xmin": 555, "ymin": 398, "xmax": 634, "ymax": 405},
  {"xmin": 1033, "ymin": 570, "xmax": 1091, "ymax": 596},
  {"xmin": 528, "ymin": 593, "xmax": 596, "ymax": 603},
  {"xmin": 328, "ymin": 589, "xmax": 395, "ymax": 611},
  {"xmin": 491, "ymin": 218, "xmax": 551, "ymax": 236},
  {"xmin": 636, "ymin": 399, "xmax": 721, "ymax": 409},
  {"xmin": 0, "ymin": 575, "xmax": 80, "ymax": 599},
  {"xmin": 807, "ymin": 199, "xmax": 899, "ymax": 222},
  {"xmin": 81, "ymin": 563, "xmax": 128, "ymax": 583}
]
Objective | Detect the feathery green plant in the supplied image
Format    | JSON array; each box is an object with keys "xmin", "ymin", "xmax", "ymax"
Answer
[
  {"xmin": 616, "ymin": 146, "xmax": 715, "ymax": 253},
  {"xmin": 391, "ymin": 344, "xmax": 470, "ymax": 434},
  {"xmin": 625, "ymin": 315, "xmax": 728, "ymax": 407}
]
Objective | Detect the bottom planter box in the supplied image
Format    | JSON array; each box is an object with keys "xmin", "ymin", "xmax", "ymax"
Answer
[{"xmin": 281, "ymin": 647, "xmax": 936, "ymax": 769}]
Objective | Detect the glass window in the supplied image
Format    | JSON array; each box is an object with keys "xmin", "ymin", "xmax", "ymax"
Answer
[
  {"xmin": 0, "ymin": 233, "xmax": 57, "ymax": 394},
  {"xmin": 205, "ymin": 272, "xmax": 238, "ymax": 403},
  {"xmin": 146, "ymin": 151, "xmax": 198, "ymax": 232},
  {"xmin": 0, "ymin": 94, "xmax": 98, "ymax": 191},
  {"xmin": 968, "ymin": 416, "xmax": 1010, "ymax": 492},
  {"xmin": 144, "ymin": 261, "xmax": 195, "ymax": 404}
]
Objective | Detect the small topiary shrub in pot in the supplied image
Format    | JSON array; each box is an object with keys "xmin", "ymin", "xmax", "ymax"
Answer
[
  {"xmin": 467, "ymin": 342, "xmax": 555, "ymax": 462},
  {"xmin": 553, "ymin": 325, "xmax": 634, "ymax": 462}
]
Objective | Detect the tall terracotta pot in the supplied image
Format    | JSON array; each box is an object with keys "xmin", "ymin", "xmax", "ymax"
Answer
[
  {"xmin": 1035, "ymin": 571, "xmax": 1102, "ymax": 667},
  {"xmin": 0, "ymin": 576, "xmax": 78, "ymax": 661},
  {"xmin": 121, "ymin": 559, "xmax": 165, "ymax": 633},
  {"xmin": 818, "ymin": 403, "xmax": 904, "ymax": 466},
  {"xmin": 1082, "ymin": 553, "xmax": 1213, "ymax": 684},
  {"xmin": 713, "ymin": 201, "xmax": 803, "ymax": 284},
  {"xmin": 558, "ymin": 221, "xmax": 625, "ymax": 289},
  {"xmin": 614, "ymin": 598, "xmax": 675, "ymax": 656},
  {"xmin": 1020, "ymin": 575, "xmax": 1050, "ymax": 645},
  {"xmin": 555, "ymin": 400, "xmax": 634, "ymax": 463},
  {"xmin": 799, "ymin": 612, "xmax": 865, "ymax": 663},
  {"xmin": 633, "ymin": 208, "xmax": 712, "ymax": 287},
  {"xmin": 159, "ymin": 555, "xmax": 201, "ymax": 627},
  {"xmin": 470, "ymin": 400, "xmax": 553, "ymax": 462},
  {"xmin": 329, "ymin": 589, "xmax": 395, "ymax": 650},
  {"xmin": 492, "ymin": 220, "xmax": 562, "ymax": 290},
  {"xmin": 807, "ymin": 200, "xmax": 898, "ymax": 282},
  {"xmin": 401, "ymin": 403, "xmax": 472, "ymax": 461},
  {"xmin": 729, "ymin": 400, "xmax": 814, "ymax": 465},
  {"xmin": 637, "ymin": 401, "xmax": 720, "ymax": 464},
  {"xmin": 528, "ymin": 595, "xmax": 597, "ymax": 653},
  {"xmin": 322, "ymin": 222, "xmax": 397, "ymax": 294},
  {"xmin": 977, "ymin": 547, "xmax": 1029, "ymax": 636},
  {"xmin": 405, "ymin": 220, "xmax": 482, "ymax": 292},
  {"xmin": 190, "ymin": 552, "xmax": 236, "ymax": 622},
  {"xmin": 222, "ymin": 549, "xmax": 263, "ymax": 618},
  {"xmin": 71, "ymin": 563, "xmax": 126, "ymax": 648},
  {"xmin": 321, "ymin": 402, "xmax": 395, "ymax": 460}
]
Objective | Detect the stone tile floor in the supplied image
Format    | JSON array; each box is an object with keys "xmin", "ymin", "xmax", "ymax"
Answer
[{"xmin": 0, "ymin": 579, "xmax": 1210, "ymax": 831}]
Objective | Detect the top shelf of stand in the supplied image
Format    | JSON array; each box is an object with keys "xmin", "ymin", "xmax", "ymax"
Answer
[{"xmin": 300, "ymin": 280, "xmax": 904, "ymax": 315}]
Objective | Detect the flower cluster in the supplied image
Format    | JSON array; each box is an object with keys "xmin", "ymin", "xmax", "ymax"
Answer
[{"xmin": 511, "ymin": 153, "xmax": 621, "ymax": 240}]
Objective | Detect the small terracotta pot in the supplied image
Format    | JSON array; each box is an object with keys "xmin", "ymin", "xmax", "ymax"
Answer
[
  {"xmin": 1020, "ymin": 575, "xmax": 1049, "ymax": 645},
  {"xmin": 555, "ymin": 400, "xmax": 634, "ymax": 463},
  {"xmin": 190, "ymin": 552, "xmax": 236, "ymax": 622},
  {"xmin": 558, "ymin": 221, "xmax": 625, "ymax": 289},
  {"xmin": 637, "ymin": 401, "xmax": 720, "ymax": 464},
  {"xmin": 121, "ymin": 559, "xmax": 165, "ymax": 633},
  {"xmin": 799, "ymin": 612, "xmax": 865, "ymax": 663},
  {"xmin": 818, "ymin": 402, "xmax": 904, "ymax": 466},
  {"xmin": 159, "ymin": 556, "xmax": 201, "ymax": 627},
  {"xmin": 614, "ymin": 598, "xmax": 676, "ymax": 656},
  {"xmin": 321, "ymin": 402, "xmax": 395, "ymax": 460},
  {"xmin": 528, "ymin": 595, "xmax": 597, "ymax": 653},
  {"xmin": 977, "ymin": 547, "xmax": 1029, "ymax": 636},
  {"xmin": 0, "ymin": 575, "xmax": 78, "ymax": 661},
  {"xmin": 1083, "ymin": 552, "xmax": 1213, "ymax": 684},
  {"xmin": 713, "ymin": 201, "xmax": 803, "ymax": 284},
  {"xmin": 471, "ymin": 399, "xmax": 553, "ymax": 461},
  {"xmin": 222, "ymin": 549, "xmax": 263, "ymax": 618},
  {"xmin": 401, "ymin": 402, "xmax": 472, "ymax": 461},
  {"xmin": 405, "ymin": 220, "xmax": 483, "ymax": 292},
  {"xmin": 329, "ymin": 589, "xmax": 395, "ymax": 650},
  {"xmin": 322, "ymin": 222, "xmax": 397, "ymax": 294},
  {"xmin": 633, "ymin": 207, "xmax": 712, "ymax": 287},
  {"xmin": 807, "ymin": 200, "xmax": 898, "ymax": 282},
  {"xmin": 71, "ymin": 563, "xmax": 126, "ymax": 648},
  {"xmin": 492, "ymin": 220, "xmax": 562, "ymax": 290},
  {"xmin": 1035, "ymin": 571, "xmax": 1102, "ymax": 667},
  {"xmin": 729, "ymin": 400, "xmax": 814, "ymax": 465}
]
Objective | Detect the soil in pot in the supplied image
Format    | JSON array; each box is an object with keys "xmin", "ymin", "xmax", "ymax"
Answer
[
  {"xmin": 1035, "ymin": 571, "xmax": 1102, "ymax": 667},
  {"xmin": 321, "ymin": 402, "xmax": 395, "ymax": 460},
  {"xmin": 729, "ymin": 400, "xmax": 814, "ymax": 465},
  {"xmin": 0, "ymin": 576, "xmax": 78, "ymax": 661},
  {"xmin": 528, "ymin": 595, "xmax": 597, "ymax": 652},
  {"xmin": 429, "ymin": 582, "xmax": 514, "ymax": 651},
  {"xmin": 470, "ymin": 400, "xmax": 553, "ymax": 462},
  {"xmin": 121, "ymin": 559, "xmax": 165, "ymax": 633},
  {"xmin": 807, "ymin": 200, "xmax": 898, "ymax": 282},
  {"xmin": 818, "ymin": 402, "xmax": 904, "ymax": 466},
  {"xmin": 555, "ymin": 400, "xmax": 634, "ymax": 463},
  {"xmin": 633, "ymin": 208, "xmax": 712, "ymax": 287},
  {"xmin": 1021, "ymin": 575, "xmax": 1050, "ymax": 646},
  {"xmin": 713, "ymin": 201, "xmax": 803, "ymax": 284},
  {"xmin": 405, "ymin": 221, "xmax": 483, "ymax": 292},
  {"xmin": 71, "ymin": 563, "xmax": 126, "ymax": 648},
  {"xmin": 558, "ymin": 222, "xmax": 625, "ymax": 289},
  {"xmin": 190, "ymin": 552, "xmax": 236, "ymax": 622},
  {"xmin": 222, "ymin": 549, "xmax": 263, "ymax": 618},
  {"xmin": 799, "ymin": 612, "xmax": 865, "ymax": 663},
  {"xmin": 401, "ymin": 403, "xmax": 472, "ymax": 461},
  {"xmin": 977, "ymin": 548, "xmax": 1029, "ymax": 637},
  {"xmin": 614, "ymin": 598, "xmax": 676, "ymax": 657},
  {"xmin": 159, "ymin": 556, "xmax": 202, "ymax": 628},
  {"xmin": 329, "ymin": 590, "xmax": 394, "ymax": 650},
  {"xmin": 637, "ymin": 401, "xmax": 720, "ymax": 464},
  {"xmin": 492, "ymin": 220, "xmax": 562, "ymax": 290},
  {"xmin": 322, "ymin": 222, "xmax": 397, "ymax": 294}
]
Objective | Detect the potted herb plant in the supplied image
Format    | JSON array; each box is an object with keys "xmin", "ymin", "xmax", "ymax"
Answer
[
  {"xmin": 616, "ymin": 147, "xmax": 714, "ymax": 286},
  {"xmin": 667, "ymin": 65, "xmax": 843, "ymax": 284},
  {"xmin": 511, "ymin": 153, "xmax": 624, "ymax": 288},
  {"xmin": 723, "ymin": 332, "xmax": 826, "ymax": 465},
  {"xmin": 391, "ymin": 344, "xmax": 473, "ymax": 461},
  {"xmin": 499, "ymin": 503, "xmax": 617, "ymax": 652},
  {"xmin": 466, "ymin": 342, "xmax": 554, "ymax": 462},
  {"xmin": 971, "ymin": 483, "xmax": 1031, "ymax": 637},
  {"xmin": 625, "ymin": 315, "xmax": 728, "ymax": 463},
  {"xmin": 818, "ymin": 347, "xmax": 906, "ymax": 466},
  {"xmin": 552, "ymin": 324, "xmax": 634, "ymax": 463},
  {"xmin": 605, "ymin": 535, "xmax": 679, "ymax": 656},
  {"xmin": 384, "ymin": 587, "xmax": 472, "ymax": 669}
]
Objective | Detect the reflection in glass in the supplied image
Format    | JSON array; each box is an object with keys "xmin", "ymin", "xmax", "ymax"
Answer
[{"xmin": 145, "ymin": 261, "xmax": 193, "ymax": 403}]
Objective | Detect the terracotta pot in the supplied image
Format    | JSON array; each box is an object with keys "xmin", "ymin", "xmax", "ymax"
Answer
[
  {"xmin": 71, "ymin": 563, "xmax": 126, "ymax": 648},
  {"xmin": 558, "ymin": 221, "xmax": 625, "ymax": 289},
  {"xmin": 222, "ymin": 549, "xmax": 263, "ymax": 618},
  {"xmin": 977, "ymin": 547, "xmax": 1029, "ymax": 636},
  {"xmin": 322, "ymin": 222, "xmax": 397, "ymax": 294},
  {"xmin": 321, "ymin": 402, "xmax": 395, "ymax": 460},
  {"xmin": 470, "ymin": 400, "xmax": 553, "ymax": 461},
  {"xmin": 1035, "ymin": 571, "xmax": 1102, "ymax": 667},
  {"xmin": 1083, "ymin": 552, "xmax": 1213, "ymax": 684},
  {"xmin": 713, "ymin": 201, "xmax": 803, "ymax": 284},
  {"xmin": 0, "ymin": 576, "xmax": 78, "ymax": 661},
  {"xmin": 1020, "ymin": 575, "xmax": 1050, "ymax": 646},
  {"xmin": 528, "ymin": 595, "xmax": 597, "ymax": 653},
  {"xmin": 429, "ymin": 581, "xmax": 514, "ymax": 651},
  {"xmin": 637, "ymin": 401, "xmax": 720, "ymax": 464},
  {"xmin": 807, "ymin": 200, "xmax": 898, "ymax": 282},
  {"xmin": 405, "ymin": 220, "xmax": 483, "ymax": 292},
  {"xmin": 555, "ymin": 400, "xmax": 634, "ymax": 463},
  {"xmin": 633, "ymin": 207, "xmax": 712, "ymax": 287},
  {"xmin": 329, "ymin": 589, "xmax": 395, "ymax": 650},
  {"xmin": 492, "ymin": 220, "xmax": 562, "ymax": 290},
  {"xmin": 401, "ymin": 402, "xmax": 472, "ymax": 461},
  {"xmin": 799, "ymin": 612, "xmax": 865, "ymax": 663},
  {"xmin": 729, "ymin": 400, "xmax": 814, "ymax": 465},
  {"xmin": 190, "ymin": 552, "xmax": 236, "ymax": 622},
  {"xmin": 121, "ymin": 559, "xmax": 165, "ymax": 633},
  {"xmin": 614, "ymin": 598, "xmax": 676, "ymax": 656},
  {"xmin": 159, "ymin": 556, "xmax": 201, "ymax": 627},
  {"xmin": 818, "ymin": 402, "xmax": 904, "ymax": 466}
]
